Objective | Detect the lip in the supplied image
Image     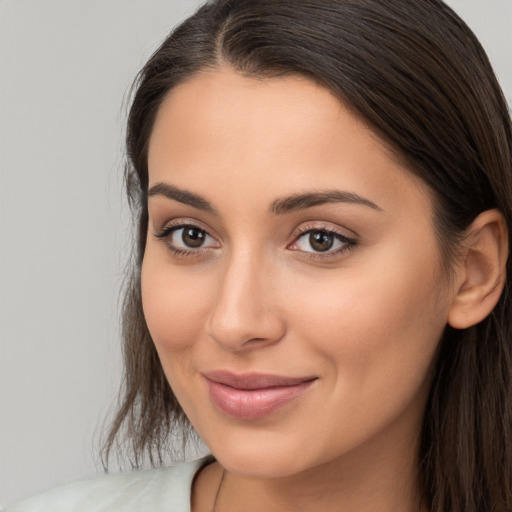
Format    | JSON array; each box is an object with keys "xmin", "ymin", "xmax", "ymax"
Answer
[{"xmin": 202, "ymin": 371, "xmax": 317, "ymax": 419}]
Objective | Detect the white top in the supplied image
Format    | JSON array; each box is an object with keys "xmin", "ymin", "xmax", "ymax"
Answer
[{"xmin": 7, "ymin": 457, "xmax": 210, "ymax": 512}]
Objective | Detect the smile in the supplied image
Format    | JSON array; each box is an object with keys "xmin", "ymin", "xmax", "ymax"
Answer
[{"xmin": 202, "ymin": 371, "xmax": 317, "ymax": 419}]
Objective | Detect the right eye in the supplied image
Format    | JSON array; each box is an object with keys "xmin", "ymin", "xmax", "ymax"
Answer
[{"xmin": 154, "ymin": 223, "xmax": 219, "ymax": 254}]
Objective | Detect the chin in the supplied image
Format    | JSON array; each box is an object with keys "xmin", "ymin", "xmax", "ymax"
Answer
[
  {"xmin": 216, "ymin": 451, "xmax": 304, "ymax": 478},
  {"xmin": 203, "ymin": 432, "xmax": 320, "ymax": 478}
]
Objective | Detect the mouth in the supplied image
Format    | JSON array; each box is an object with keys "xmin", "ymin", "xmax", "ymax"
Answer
[{"xmin": 202, "ymin": 371, "xmax": 317, "ymax": 419}]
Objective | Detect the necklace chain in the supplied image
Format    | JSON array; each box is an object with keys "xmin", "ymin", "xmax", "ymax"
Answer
[{"xmin": 211, "ymin": 468, "xmax": 226, "ymax": 512}]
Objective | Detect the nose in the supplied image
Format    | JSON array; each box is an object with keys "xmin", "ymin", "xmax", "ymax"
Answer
[{"xmin": 206, "ymin": 249, "xmax": 286, "ymax": 352}]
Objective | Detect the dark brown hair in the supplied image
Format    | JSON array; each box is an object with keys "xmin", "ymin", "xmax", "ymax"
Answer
[{"xmin": 103, "ymin": 1, "xmax": 512, "ymax": 510}]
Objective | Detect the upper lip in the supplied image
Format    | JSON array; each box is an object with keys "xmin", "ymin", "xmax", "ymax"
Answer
[{"xmin": 202, "ymin": 370, "xmax": 317, "ymax": 390}]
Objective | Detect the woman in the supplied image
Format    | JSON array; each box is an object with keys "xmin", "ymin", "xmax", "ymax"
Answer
[{"xmin": 10, "ymin": 0, "xmax": 512, "ymax": 511}]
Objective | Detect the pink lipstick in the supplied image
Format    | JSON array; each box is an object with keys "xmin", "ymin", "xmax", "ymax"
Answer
[{"xmin": 203, "ymin": 371, "xmax": 317, "ymax": 419}]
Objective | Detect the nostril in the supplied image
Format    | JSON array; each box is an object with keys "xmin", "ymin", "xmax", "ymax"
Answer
[{"xmin": 206, "ymin": 258, "xmax": 286, "ymax": 350}]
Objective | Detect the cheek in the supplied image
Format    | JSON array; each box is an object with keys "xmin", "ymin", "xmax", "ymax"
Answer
[
  {"xmin": 140, "ymin": 254, "xmax": 214, "ymax": 354},
  {"xmin": 286, "ymin": 250, "xmax": 447, "ymax": 385},
  {"xmin": 280, "ymin": 259, "xmax": 447, "ymax": 453}
]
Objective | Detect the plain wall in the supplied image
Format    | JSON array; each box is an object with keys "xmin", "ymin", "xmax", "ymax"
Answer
[{"xmin": 0, "ymin": 0, "xmax": 510, "ymax": 506}]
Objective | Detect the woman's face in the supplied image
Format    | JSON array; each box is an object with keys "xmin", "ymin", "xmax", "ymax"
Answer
[{"xmin": 142, "ymin": 68, "xmax": 456, "ymax": 477}]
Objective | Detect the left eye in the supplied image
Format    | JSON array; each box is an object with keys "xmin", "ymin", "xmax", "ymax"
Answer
[{"xmin": 291, "ymin": 229, "xmax": 353, "ymax": 253}]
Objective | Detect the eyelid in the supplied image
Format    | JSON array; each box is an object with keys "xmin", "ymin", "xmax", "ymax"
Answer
[
  {"xmin": 151, "ymin": 217, "xmax": 357, "ymax": 260},
  {"xmin": 154, "ymin": 224, "xmax": 218, "ymax": 245},
  {"xmin": 287, "ymin": 222, "xmax": 358, "ymax": 258},
  {"xmin": 291, "ymin": 221, "xmax": 357, "ymax": 239},
  {"xmin": 153, "ymin": 216, "xmax": 215, "ymax": 234},
  {"xmin": 153, "ymin": 218, "xmax": 220, "ymax": 256}
]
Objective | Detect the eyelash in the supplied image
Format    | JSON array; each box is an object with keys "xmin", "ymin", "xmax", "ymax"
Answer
[
  {"xmin": 154, "ymin": 221, "xmax": 216, "ymax": 258},
  {"xmin": 290, "ymin": 225, "xmax": 357, "ymax": 260},
  {"xmin": 153, "ymin": 222, "xmax": 357, "ymax": 260}
]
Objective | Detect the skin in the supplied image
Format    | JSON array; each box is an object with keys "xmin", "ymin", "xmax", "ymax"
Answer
[{"xmin": 142, "ymin": 68, "xmax": 462, "ymax": 512}]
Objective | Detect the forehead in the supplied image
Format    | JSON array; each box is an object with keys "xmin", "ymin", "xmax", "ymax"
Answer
[{"xmin": 147, "ymin": 67, "xmax": 433, "ymax": 218}]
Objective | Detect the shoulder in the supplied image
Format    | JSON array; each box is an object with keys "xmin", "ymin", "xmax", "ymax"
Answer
[{"xmin": 7, "ymin": 457, "xmax": 211, "ymax": 512}]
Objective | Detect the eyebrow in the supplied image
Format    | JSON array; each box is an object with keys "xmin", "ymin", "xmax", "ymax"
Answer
[
  {"xmin": 269, "ymin": 190, "xmax": 382, "ymax": 215},
  {"xmin": 148, "ymin": 182, "xmax": 218, "ymax": 215},
  {"xmin": 147, "ymin": 182, "xmax": 381, "ymax": 215}
]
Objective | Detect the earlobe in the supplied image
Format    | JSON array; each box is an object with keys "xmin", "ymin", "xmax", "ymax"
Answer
[{"xmin": 448, "ymin": 209, "xmax": 508, "ymax": 330}]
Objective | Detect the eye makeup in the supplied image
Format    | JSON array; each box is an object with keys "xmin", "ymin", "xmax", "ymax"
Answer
[
  {"xmin": 287, "ymin": 224, "xmax": 357, "ymax": 260},
  {"xmin": 153, "ymin": 218, "xmax": 358, "ymax": 262}
]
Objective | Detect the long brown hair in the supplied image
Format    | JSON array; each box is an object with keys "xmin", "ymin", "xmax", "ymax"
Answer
[{"xmin": 103, "ymin": 1, "xmax": 512, "ymax": 509}]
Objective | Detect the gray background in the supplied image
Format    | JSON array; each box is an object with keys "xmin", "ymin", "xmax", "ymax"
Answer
[{"xmin": 1, "ymin": 0, "xmax": 511, "ymax": 506}]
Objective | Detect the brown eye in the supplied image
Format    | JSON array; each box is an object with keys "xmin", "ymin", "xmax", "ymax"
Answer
[
  {"xmin": 289, "ymin": 227, "xmax": 356, "ymax": 256},
  {"xmin": 309, "ymin": 231, "xmax": 334, "ymax": 252},
  {"xmin": 182, "ymin": 226, "xmax": 206, "ymax": 248},
  {"xmin": 154, "ymin": 223, "xmax": 219, "ymax": 254}
]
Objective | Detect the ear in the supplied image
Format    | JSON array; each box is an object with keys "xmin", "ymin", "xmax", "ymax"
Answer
[{"xmin": 448, "ymin": 209, "xmax": 508, "ymax": 329}]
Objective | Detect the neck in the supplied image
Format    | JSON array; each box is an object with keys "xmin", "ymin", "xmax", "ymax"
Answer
[
  {"xmin": 218, "ymin": 454, "xmax": 423, "ymax": 512},
  {"xmin": 212, "ymin": 418, "xmax": 427, "ymax": 512}
]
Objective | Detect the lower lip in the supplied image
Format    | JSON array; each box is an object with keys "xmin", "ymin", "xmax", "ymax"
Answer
[{"xmin": 205, "ymin": 379, "xmax": 315, "ymax": 419}]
